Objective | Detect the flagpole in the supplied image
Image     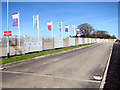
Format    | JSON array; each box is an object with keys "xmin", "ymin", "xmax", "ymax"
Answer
[
  {"xmin": 37, "ymin": 15, "xmax": 39, "ymax": 40},
  {"xmin": 61, "ymin": 28, "xmax": 62, "ymax": 38},
  {"xmin": 18, "ymin": 12, "xmax": 20, "ymax": 49},
  {"xmin": 7, "ymin": 0, "xmax": 10, "ymax": 58},
  {"xmin": 61, "ymin": 22, "xmax": 62, "ymax": 38},
  {"xmin": 68, "ymin": 25, "xmax": 69, "ymax": 38},
  {"xmin": 52, "ymin": 21, "xmax": 53, "ymax": 38}
]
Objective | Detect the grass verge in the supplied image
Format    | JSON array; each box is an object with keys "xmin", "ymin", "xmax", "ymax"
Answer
[{"xmin": 1, "ymin": 43, "xmax": 94, "ymax": 65}]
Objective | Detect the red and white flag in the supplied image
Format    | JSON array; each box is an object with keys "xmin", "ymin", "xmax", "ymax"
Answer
[
  {"xmin": 77, "ymin": 28, "xmax": 80, "ymax": 34},
  {"xmin": 47, "ymin": 21, "xmax": 52, "ymax": 31},
  {"xmin": 4, "ymin": 31, "xmax": 12, "ymax": 36}
]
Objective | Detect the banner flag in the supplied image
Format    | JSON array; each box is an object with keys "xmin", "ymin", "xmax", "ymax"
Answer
[
  {"xmin": 58, "ymin": 22, "xmax": 62, "ymax": 32},
  {"xmin": 72, "ymin": 25, "xmax": 75, "ymax": 32},
  {"xmin": 33, "ymin": 15, "xmax": 39, "ymax": 29},
  {"xmin": 65, "ymin": 25, "xmax": 69, "ymax": 32},
  {"xmin": 77, "ymin": 28, "xmax": 80, "ymax": 34},
  {"xmin": 47, "ymin": 21, "xmax": 52, "ymax": 30},
  {"xmin": 12, "ymin": 13, "xmax": 19, "ymax": 26}
]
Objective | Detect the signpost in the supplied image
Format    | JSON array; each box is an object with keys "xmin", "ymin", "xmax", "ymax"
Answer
[{"xmin": 4, "ymin": 31, "xmax": 12, "ymax": 36}]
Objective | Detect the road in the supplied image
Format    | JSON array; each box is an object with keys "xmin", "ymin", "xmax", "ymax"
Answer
[{"xmin": 2, "ymin": 42, "xmax": 113, "ymax": 88}]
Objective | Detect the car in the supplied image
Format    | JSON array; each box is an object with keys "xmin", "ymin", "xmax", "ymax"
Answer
[{"xmin": 115, "ymin": 39, "xmax": 120, "ymax": 42}]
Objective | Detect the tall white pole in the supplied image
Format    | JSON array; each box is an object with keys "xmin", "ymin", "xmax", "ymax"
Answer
[
  {"xmin": 37, "ymin": 15, "xmax": 39, "ymax": 39},
  {"xmin": 61, "ymin": 29, "xmax": 62, "ymax": 38},
  {"xmin": 7, "ymin": 0, "xmax": 10, "ymax": 58},
  {"xmin": 18, "ymin": 12, "xmax": 20, "ymax": 49},
  {"xmin": 61, "ymin": 22, "xmax": 62, "ymax": 38},
  {"xmin": 68, "ymin": 25, "xmax": 69, "ymax": 38},
  {"xmin": 52, "ymin": 21, "xmax": 53, "ymax": 37}
]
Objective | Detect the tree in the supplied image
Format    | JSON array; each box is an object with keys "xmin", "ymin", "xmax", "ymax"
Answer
[
  {"xmin": 110, "ymin": 35, "xmax": 117, "ymax": 39},
  {"xmin": 78, "ymin": 23, "xmax": 95, "ymax": 38},
  {"xmin": 91, "ymin": 30, "xmax": 116, "ymax": 39},
  {"xmin": 92, "ymin": 30, "xmax": 108, "ymax": 38}
]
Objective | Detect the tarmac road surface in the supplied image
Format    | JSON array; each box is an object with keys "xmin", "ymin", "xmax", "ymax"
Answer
[{"xmin": 2, "ymin": 42, "xmax": 113, "ymax": 88}]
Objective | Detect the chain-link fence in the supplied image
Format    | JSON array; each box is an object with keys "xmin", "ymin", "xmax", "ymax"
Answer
[{"xmin": 1, "ymin": 36, "xmax": 116, "ymax": 57}]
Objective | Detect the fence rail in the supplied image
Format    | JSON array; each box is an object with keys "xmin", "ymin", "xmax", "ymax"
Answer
[{"xmin": 0, "ymin": 36, "xmax": 116, "ymax": 57}]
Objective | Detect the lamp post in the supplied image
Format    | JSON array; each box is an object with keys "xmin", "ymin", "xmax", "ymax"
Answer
[{"xmin": 7, "ymin": 0, "xmax": 10, "ymax": 58}]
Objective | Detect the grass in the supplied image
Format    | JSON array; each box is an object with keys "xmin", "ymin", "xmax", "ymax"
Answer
[{"xmin": 1, "ymin": 43, "xmax": 94, "ymax": 65}]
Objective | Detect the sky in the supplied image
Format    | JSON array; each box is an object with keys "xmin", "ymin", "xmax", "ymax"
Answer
[{"xmin": 2, "ymin": 2, "xmax": 118, "ymax": 38}]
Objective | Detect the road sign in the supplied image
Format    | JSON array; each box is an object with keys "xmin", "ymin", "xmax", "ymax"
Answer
[{"xmin": 4, "ymin": 31, "xmax": 12, "ymax": 36}]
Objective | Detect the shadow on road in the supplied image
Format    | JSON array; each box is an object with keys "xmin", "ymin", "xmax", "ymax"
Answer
[{"xmin": 104, "ymin": 42, "xmax": 120, "ymax": 89}]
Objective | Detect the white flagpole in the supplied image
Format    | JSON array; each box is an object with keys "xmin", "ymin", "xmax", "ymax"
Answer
[
  {"xmin": 7, "ymin": 0, "xmax": 10, "ymax": 58},
  {"xmin": 37, "ymin": 15, "xmax": 39, "ymax": 39},
  {"xmin": 74, "ymin": 25, "xmax": 76, "ymax": 36},
  {"xmin": 18, "ymin": 12, "xmax": 20, "ymax": 49},
  {"xmin": 61, "ymin": 27, "xmax": 62, "ymax": 38},
  {"xmin": 37, "ymin": 15, "xmax": 40, "ymax": 51},
  {"xmin": 68, "ymin": 25, "xmax": 69, "ymax": 37},
  {"xmin": 52, "ymin": 21, "xmax": 53, "ymax": 38},
  {"xmin": 61, "ymin": 22, "xmax": 62, "ymax": 38}
]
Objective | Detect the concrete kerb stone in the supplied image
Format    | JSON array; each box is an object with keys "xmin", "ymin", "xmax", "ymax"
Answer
[{"xmin": 2, "ymin": 44, "xmax": 95, "ymax": 69}]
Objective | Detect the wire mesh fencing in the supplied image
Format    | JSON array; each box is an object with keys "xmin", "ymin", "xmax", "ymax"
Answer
[{"xmin": 1, "ymin": 36, "xmax": 116, "ymax": 57}]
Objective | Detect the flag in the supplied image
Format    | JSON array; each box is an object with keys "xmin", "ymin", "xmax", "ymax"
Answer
[
  {"xmin": 33, "ymin": 15, "xmax": 39, "ymax": 29},
  {"xmin": 58, "ymin": 22, "xmax": 62, "ymax": 32},
  {"xmin": 47, "ymin": 21, "xmax": 52, "ymax": 30},
  {"xmin": 12, "ymin": 13, "xmax": 19, "ymax": 26},
  {"xmin": 65, "ymin": 25, "xmax": 69, "ymax": 32},
  {"xmin": 77, "ymin": 28, "xmax": 80, "ymax": 34},
  {"xmin": 72, "ymin": 25, "xmax": 75, "ymax": 33}
]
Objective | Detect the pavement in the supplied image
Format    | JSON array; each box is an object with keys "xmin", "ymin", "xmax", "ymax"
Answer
[
  {"xmin": 2, "ymin": 42, "xmax": 113, "ymax": 88},
  {"xmin": 104, "ymin": 42, "xmax": 120, "ymax": 89}
]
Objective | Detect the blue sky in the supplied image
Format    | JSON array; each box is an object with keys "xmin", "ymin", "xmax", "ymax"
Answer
[{"xmin": 2, "ymin": 2, "xmax": 118, "ymax": 38}]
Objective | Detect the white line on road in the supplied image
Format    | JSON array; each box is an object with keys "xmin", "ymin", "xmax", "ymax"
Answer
[
  {"xmin": 99, "ymin": 43, "xmax": 114, "ymax": 89},
  {"xmin": 2, "ymin": 70, "xmax": 100, "ymax": 83},
  {"xmin": 43, "ymin": 58, "xmax": 60, "ymax": 65}
]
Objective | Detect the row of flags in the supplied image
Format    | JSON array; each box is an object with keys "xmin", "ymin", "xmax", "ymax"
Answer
[
  {"xmin": 11, "ymin": 13, "xmax": 80, "ymax": 36},
  {"xmin": 33, "ymin": 15, "xmax": 80, "ymax": 35}
]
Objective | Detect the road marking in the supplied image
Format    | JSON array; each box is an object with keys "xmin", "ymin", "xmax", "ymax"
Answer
[
  {"xmin": 2, "ymin": 70, "xmax": 100, "ymax": 83},
  {"xmin": 42, "ymin": 87, "xmax": 47, "ymax": 88},
  {"xmin": 53, "ymin": 58, "xmax": 60, "ymax": 61},
  {"xmin": 43, "ymin": 58, "xmax": 60, "ymax": 65},
  {"xmin": 99, "ymin": 43, "xmax": 114, "ymax": 89}
]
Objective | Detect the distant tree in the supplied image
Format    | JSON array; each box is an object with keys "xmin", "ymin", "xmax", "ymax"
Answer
[
  {"xmin": 78, "ymin": 23, "xmax": 95, "ymax": 38},
  {"xmin": 91, "ymin": 30, "xmax": 116, "ymax": 39},
  {"xmin": 77, "ymin": 23, "xmax": 116, "ymax": 39},
  {"xmin": 110, "ymin": 35, "xmax": 117, "ymax": 39}
]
